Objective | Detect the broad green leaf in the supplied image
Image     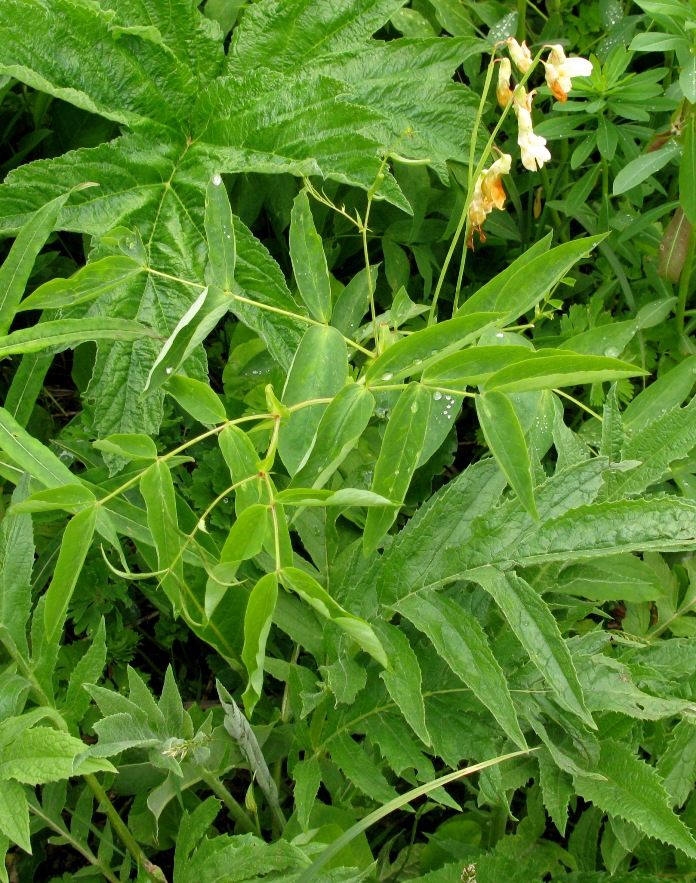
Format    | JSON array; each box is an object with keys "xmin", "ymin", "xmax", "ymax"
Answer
[
  {"xmin": 364, "ymin": 383, "xmax": 431, "ymax": 554},
  {"xmin": 140, "ymin": 461, "xmax": 184, "ymax": 615},
  {"xmin": 656, "ymin": 719, "xmax": 696, "ymax": 808},
  {"xmin": 290, "ymin": 190, "xmax": 332, "ymax": 323},
  {"xmin": 61, "ymin": 619, "xmax": 107, "ymax": 727},
  {"xmin": 537, "ymin": 750, "xmax": 574, "ymax": 837},
  {"xmin": 165, "ymin": 374, "xmax": 227, "ymax": 425},
  {"xmin": 43, "ymin": 506, "xmax": 97, "ymax": 646},
  {"xmin": 476, "ymin": 391, "xmax": 537, "ymax": 519},
  {"xmin": 373, "ymin": 621, "xmax": 430, "ymax": 745},
  {"xmin": 242, "ymin": 572, "xmax": 279, "ymax": 716},
  {"xmin": 329, "ymin": 732, "xmax": 399, "ymax": 805},
  {"xmin": 574, "ymin": 740, "xmax": 696, "ymax": 859},
  {"xmin": 558, "ymin": 555, "xmax": 664, "ymax": 602},
  {"xmin": 623, "ymin": 355, "xmax": 696, "ymax": 432},
  {"xmin": 0, "ymin": 727, "xmax": 116, "ymax": 785},
  {"xmin": 144, "ymin": 285, "xmax": 232, "ymax": 395},
  {"xmin": 11, "ymin": 485, "xmax": 95, "ymax": 514},
  {"xmin": 364, "ymin": 313, "xmax": 501, "ymax": 385},
  {"xmin": 457, "ymin": 235, "xmax": 605, "ymax": 324},
  {"xmin": 468, "ymin": 567, "xmax": 593, "ymax": 727},
  {"xmin": 279, "ymin": 325, "xmax": 348, "ymax": 474},
  {"xmin": 0, "ymin": 779, "xmax": 30, "ymax": 853},
  {"xmin": 282, "ymin": 567, "xmax": 387, "ymax": 666},
  {"xmin": 397, "ymin": 592, "xmax": 526, "ymax": 749},
  {"xmin": 498, "ymin": 498, "xmax": 696, "ymax": 566},
  {"xmin": 204, "ymin": 174, "xmax": 236, "ymax": 290},
  {"xmin": 423, "ymin": 345, "xmax": 537, "ymax": 389},
  {"xmin": 18, "ymin": 255, "xmax": 143, "ymax": 312},
  {"xmin": 93, "ymin": 433, "xmax": 158, "ymax": 460},
  {"xmin": 607, "ymin": 397, "xmax": 696, "ymax": 499},
  {"xmin": 0, "ymin": 317, "xmax": 159, "ymax": 358},
  {"xmin": 0, "ymin": 190, "xmax": 72, "ymax": 335},
  {"xmin": 483, "ymin": 354, "xmax": 644, "ymax": 394},
  {"xmin": 291, "ymin": 383, "xmax": 375, "ymax": 489},
  {"xmin": 613, "ymin": 140, "xmax": 681, "ymax": 195},
  {"xmin": 0, "ymin": 481, "xmax": 33, "ymax": 659},
  {"xmin": 681, "ymin": 55, "xmax": 696, "ymax": 104}
]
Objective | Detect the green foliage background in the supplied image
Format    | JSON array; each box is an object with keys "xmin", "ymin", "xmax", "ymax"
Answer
[{"xmin": 0, "ymin": 0, "xmax": 694, "ymax": 880}]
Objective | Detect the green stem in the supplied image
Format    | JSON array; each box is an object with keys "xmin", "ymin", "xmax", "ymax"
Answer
[
  {"xmin": 195, "ymin": 765, "xmax": 258, "ymax": 834},
  {"xmin": 676, "ymin": 222, "xmax": 696, "ymax": 339},
  {"xmin": 84, "ymin": 774, "xmax": 168, "ymax": 883},
  {"xmin": 28, "ymin": 802, "xmax": 120, "ymax": 883}
]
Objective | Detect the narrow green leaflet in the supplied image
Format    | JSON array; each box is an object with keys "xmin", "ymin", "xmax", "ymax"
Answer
[
  {"xmin": 165, "ymin": 374, "xmax": 227, "ymax": 425},
  {"xmin": 242, "ymin": 572, "xmax": 279, "ymax": 715},
  {"xmin": 43, "ymin": 505, "xmax": 97, "ymax": 646},
  {"xmin": 18, "ymin": 255, "xmax": 143, "ymax": 312},
  {"xmin": 423, "ymin": 345, "xmax": 538, "ymax": 389},
  {"xmin": 279, "ymin": 325, "xmax": 348, "ymax": 475},
  {"xmin": 476, "ymin": 391, "xmax": 537, "ymax": 520},
  {"xmin": 613, "ymin": 140, "xmax": 681, "ymax": 195},
  {"xmin": 219, "ymin": 424, "xmax": 265, "ymax": 515},
  {"xmin": 0, "ymin": 408, "xmax": 78, "ymax": 487},
  {"xmin": 145, "ymin": 285, "xmax": 232, "ymax": 394},
  {"xmin": 204, "ymin": 174, "xmax": 236, "ymax": 290},
  {"xmin": 574, "ymin": 740, "xmax": 696, "ymax": 858},
  {"xmin": 215, "ymin": 503, "xmax": 269, "ymax": 589},
  {"xmin": 0, "ymin": 189, "xmax": 73, "ymax": 335},
  {"xmin": 364, "ymin": 313, "xmax": 501, "ymax": 385},
  {"xmin": 289, "ymin": 190, "xmax": 332, "ymax": 323},
  {"xmin": 468, "ymin": 567, "xmax": 593, "ymax": 727},
  {"xmin": 483, "ymin": 355, "xmax": 644, "ymax": 395},
  {"xmin": 11, "ymin": 484, "xmax": 95, "ymax": 514},
  {"xmin": 396, "ymin": 592, "xmax": 526, "ymax": 749},
  {"xmin": 140, "ymin": 461, "xmax": 185, "ymax": 615},
  {"xmin": 3, "ymin": 352, "xmax": 52, "ymax": 427},
  {"xmin": 93, "ymin": 433, "xmax": 158, "ymax": 460},
  {"xmin": 364, "ymin": 382, "xmax": 431, "ymax": 554},
  {"xmin": 0, "ymin": 481, "xmax": 33, "ymax": 657},
  {"xmin": 282, "ymin": 567, "xmax": 387, "ymax": 667},
  {"xmin": 457, "ymin": 235, "xmax": 605, "ymax": 323},
  {"xmin": 0, "ymin": 318, "xmax": 160, "ymax": 358},
  {"xmin": 291, "ymin": 383, "xmax": 375, "ymax": 488}
]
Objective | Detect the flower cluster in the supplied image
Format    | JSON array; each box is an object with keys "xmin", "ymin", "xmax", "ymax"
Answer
[{"xmin": 467, "ymin": 37, "xmax": 592, "ymax": 246}]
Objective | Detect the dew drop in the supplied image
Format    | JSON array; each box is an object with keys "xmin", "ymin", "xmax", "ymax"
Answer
[
  {"xmin": 212, "ymin": 173, "xmax": 222, "ymax": 186},
  {"xmin": 165, "ymin": 367, "xmax": 173, "ymax": 375},
  {"xmin": 433, "ymin": 391, "xmax": 443, "ymax": 401},
  {"xmin": 496, "ymin": 332, "xmax": 505, "ymax": 339},
  {"xmin": 394, "ymin": 469, "xmax": 400, "ymax": 475},
  {"xmin": 604, "ymin": 346, "xmax": 621, "ymax": 358},
  {"xmin": 223, "ymin": 497, "xmax": 229, "ymax": 504},
  {"xmin": 381, "ymin": 372, "xmax": 393, "ymax": 381},
  {"xmin": 445, "ymin": 395, "xmax": 452, "ymax": 401}
]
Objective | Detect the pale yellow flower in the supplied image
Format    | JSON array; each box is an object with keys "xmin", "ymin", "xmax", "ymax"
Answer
[
  {"xmin": 542, "ymin": 44, "xmax": 593, "ymax": 102},
  {"xmin": 506, "ymin": 37, "xmax": 533, "ymax": 74},
  {"xmin": 496, "ymin": 57, "xmax": 513, "ymax": 108},
  {"xmin": 513, "ymin": 87, "xmax": 551, "ymax": 171},
  {"xmin": 467, "ymin": 153, "xmax": 512, "ymax": 246}
]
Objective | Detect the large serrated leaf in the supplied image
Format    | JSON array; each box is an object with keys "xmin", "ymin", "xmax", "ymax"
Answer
[
  {"xmin": 574, "ymin": 740, "xmax": 696, "ymax": 859},
  {"xmin": 397, "ymin": 591, "xmax": 526, "ymax": 749}
]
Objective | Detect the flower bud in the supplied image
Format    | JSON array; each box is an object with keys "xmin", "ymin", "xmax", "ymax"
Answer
[
  {"xmin": 507, "ymin": 37, "xmax": 533, "ymax": 74},
  {"xmin": 496, "ymin": 57, "xmax": 513, "ymax": 108}
]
